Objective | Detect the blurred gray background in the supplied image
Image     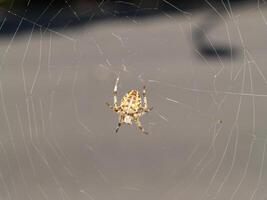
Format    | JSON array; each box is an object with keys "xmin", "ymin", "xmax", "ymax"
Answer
[{"xmin": 0, "ymin": 0, "xmax": 266, "ymax": 200}]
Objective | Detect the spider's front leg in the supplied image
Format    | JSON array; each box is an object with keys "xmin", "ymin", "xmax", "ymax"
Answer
[
  {"xmin": 106, "ymin": 77, "xmax": 120, "ymax": 112},
  {"xmin": 142, "ymin": 85, "xmax": 153, "ymax": 112},
  {"xmin": 113, "ymin": 77, "xmax": 120, "ymax": 109},
  {"xmin": 136, "ymin": 119, "xmax": 148, "ymax": 135}
]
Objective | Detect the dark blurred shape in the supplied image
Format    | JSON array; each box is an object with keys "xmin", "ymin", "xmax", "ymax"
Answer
[
  {"xmin": 192, "ymin": 1, "xmax": 241, "ymax": 59},
  {"xmin": 196, "ymin": 44, "xmax": 238, "ymax": 59}
]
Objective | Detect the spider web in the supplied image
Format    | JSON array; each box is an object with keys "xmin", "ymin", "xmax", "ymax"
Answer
[{"xmin": 0, "ymin": 0, "xmax": 266, "ymax": 200}]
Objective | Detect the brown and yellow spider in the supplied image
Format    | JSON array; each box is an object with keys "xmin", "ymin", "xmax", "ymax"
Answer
[{"xmin": 106, "ymin": 77, "xmax": 153, "ymax": 134}]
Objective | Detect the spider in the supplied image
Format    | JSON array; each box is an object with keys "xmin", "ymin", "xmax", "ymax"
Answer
[{"xmin": 106, "ymin": 77, "xmax": 153, "ymax": 134}]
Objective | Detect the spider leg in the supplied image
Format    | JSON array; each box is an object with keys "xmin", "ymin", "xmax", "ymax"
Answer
[
  {"xmin": 136, "ymin": 119, "xmax": 148, "ymax": 135},
  {"xmin": 116, "ymin": 115, "xmax": 123, "ymax": 133},
  {"xmin": 142, "ymin": 85, "xmax": 148, "ymax": 110},
  {"xmin": 106, "ymin": 102, "xmax": 113, "ymax": 109},
  {"xmin": 113, "ymin": 77, "xmax": 119, "ymax": 109},
  {"xmin": 115, "ymin": 115, "xmax": 123, "ymax": 133},
  {"xmin": 107, "ymin": 77, "xmax": 120, "ymax": 113},
  {"xmin": 115, "ymin": 122, "xmax": 122, "ymax": 133},
  {"xmin": 106, "ymin": 102, "xmax": 120, "ymax": 112},
  {"xmin": 145, "ymin": 106, "xmax": 153, "ymax": 113},
  {"xmin": 142, "ymin": 85, "xmax": 153, "ymax": 112}
]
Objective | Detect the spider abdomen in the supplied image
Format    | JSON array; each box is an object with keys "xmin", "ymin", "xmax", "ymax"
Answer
[{"xmin": 120, "ymin": 90, "xmax": 141, "ymax": 114}]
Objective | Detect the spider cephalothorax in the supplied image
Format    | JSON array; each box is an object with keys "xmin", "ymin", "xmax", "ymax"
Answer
[{"xmin": 106, "ymin": 77, "xmax": 153, "ymax": 134}]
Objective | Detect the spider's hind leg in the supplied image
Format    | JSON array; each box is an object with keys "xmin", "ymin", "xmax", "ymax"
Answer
[
  {"xmin": 136, "ymin": 119, "xmax": 148, "ymax": 135},
  {"xmin": 115, "ymin": 122, "xmax": 122, "ymax": 133}
]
